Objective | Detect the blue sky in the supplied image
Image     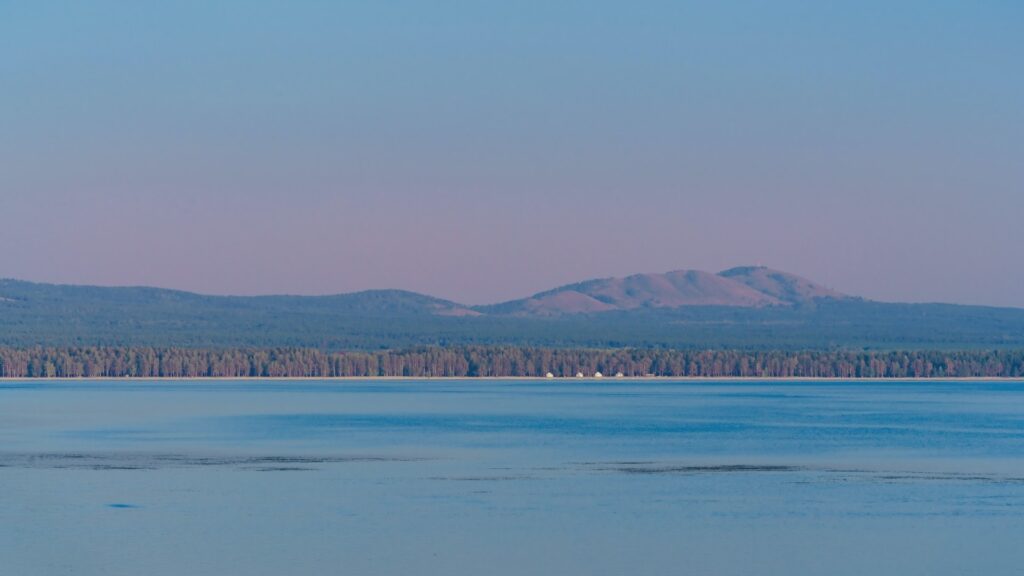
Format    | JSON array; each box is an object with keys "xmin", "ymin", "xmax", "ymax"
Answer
[{"xmin": 2, "ymin": 1, "xmax": 1022, "ymax": 305}]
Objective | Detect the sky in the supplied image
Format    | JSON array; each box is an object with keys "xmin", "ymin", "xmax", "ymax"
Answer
[{"xmin": 2, "ymin": 1, "xmax": 1022, "ymax": 306}]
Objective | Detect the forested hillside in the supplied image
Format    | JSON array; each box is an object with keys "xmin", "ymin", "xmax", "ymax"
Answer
[
  {"xmin": 3, "ymin": 276, "xmax": 1024, "ymax": 350},
  {"xmin": 2, "ymin": 347, "xmax": 1022, "ymax": 378}
]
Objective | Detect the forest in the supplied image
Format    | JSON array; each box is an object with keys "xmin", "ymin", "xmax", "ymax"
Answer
[
  {"xmin": 2, "ymin": 346, "xmax": 1023, "ymax": 379},
  {"xmin": 4, "ymin": 279, "xmax": 1024, "ymax": 351}
]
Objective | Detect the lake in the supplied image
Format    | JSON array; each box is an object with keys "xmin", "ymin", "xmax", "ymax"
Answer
[{"xmin": 2, "ymin": 379, "xmax": 1023, "ymax": 575}]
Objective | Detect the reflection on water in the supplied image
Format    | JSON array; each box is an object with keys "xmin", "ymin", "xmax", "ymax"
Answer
[{"xmin": 2, "ymin": 379, "xmax": 1024, "ymax": 575}]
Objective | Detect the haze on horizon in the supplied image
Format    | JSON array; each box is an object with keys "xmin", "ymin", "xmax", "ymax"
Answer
[{"xmin": 2, "ymin": 1, "xmax": 1022, "ymax": 307}]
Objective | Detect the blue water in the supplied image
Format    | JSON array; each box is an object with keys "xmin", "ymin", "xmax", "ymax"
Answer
[{"xmin": 2, "ymin": 379, "xmax": 1023, "ymax": 575}]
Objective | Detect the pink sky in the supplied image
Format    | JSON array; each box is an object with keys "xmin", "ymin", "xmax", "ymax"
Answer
[{"xmin": 2, "ymin": 1, "xmax": 1022, "ymax": 306}]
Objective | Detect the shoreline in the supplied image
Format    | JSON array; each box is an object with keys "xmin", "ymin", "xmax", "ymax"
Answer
[{"xmin": 2, "ymin": 376, "xmax": 1024, "ymax": 382}]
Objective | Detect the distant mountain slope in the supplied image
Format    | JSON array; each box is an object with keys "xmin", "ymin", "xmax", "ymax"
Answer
[
  {"xmin": 479, "ymin": 267, "xmax": 846, "ymax": 316},
  {"xmin": 718, "ymin": 266, "xmax": 848, "ymax": 305},
  {"xmin": 254, "ymin": 290, "xmax": 479, "ymax": 317},
  {"xmin": 0, "ymin": 279, "xmax": 481, "ymax": 348},
  {"xmin": 2, "ymin": 272, "xmax": 1023, "ymax": 351},
  {"xmin": 0, "ymin": 280, "xmax": 475, "ymax": 317}
]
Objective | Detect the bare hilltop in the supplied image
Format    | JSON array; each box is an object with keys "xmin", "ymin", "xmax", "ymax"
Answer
[
  {"xmin": 480, "ymin": 267, "xmax": 849, "ymax": 316},
  {"xmin": 1, "ymin": 266, "xmax": 1022, "ymax": 350}
]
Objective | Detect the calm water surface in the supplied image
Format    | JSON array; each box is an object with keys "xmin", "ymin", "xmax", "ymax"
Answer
[{"xmin": 2, "ymin": 379, "xmax": 1023, "ymax": 575}]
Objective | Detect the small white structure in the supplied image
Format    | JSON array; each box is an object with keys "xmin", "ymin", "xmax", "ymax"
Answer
[
  {"xmin": 615, "ymin": 372, "xmax": 625, "ymax": 378},
  {"xmin": 545, "ymin": 372, "xmax": 554, "ymax": 378},
  {"xmin": 576, "ymin": 372, "xmax": 585, "ymax": 378},
  {"xmin": 594, "ymin": 372, "xmax": 603, "ymax": 378}
]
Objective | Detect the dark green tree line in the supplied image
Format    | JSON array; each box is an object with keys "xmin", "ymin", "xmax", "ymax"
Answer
[{"xmin": 1, "ymin": 347, "xmax": 1023, "ymax": 378}]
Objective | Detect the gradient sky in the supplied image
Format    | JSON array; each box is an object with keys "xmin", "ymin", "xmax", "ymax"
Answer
[{"xmin": 2, "ymin": 1, "xmax": 1022, "ymax": 306}]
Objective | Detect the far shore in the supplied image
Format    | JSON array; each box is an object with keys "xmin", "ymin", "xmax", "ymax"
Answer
[{"xmin": 2, "ymin": 376, "xmax": 1023, "ymax": 382}]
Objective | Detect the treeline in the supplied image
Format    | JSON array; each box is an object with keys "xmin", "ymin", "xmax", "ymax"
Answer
[{"xmin": 1, "ymin": 347, "xmax": 1024, "ymax": 378}]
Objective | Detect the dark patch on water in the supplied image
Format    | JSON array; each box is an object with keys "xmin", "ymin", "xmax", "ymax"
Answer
[
  {"xmin": 580, "ymin": 460, "xmax": 1024, "ymax": 486},
  {"xmin": 107, "ymin": 503, "xmax": 139, "ymax": 509},
  {"xmin": 0, "ymin": 452, "xmax": 421, "ymax": 471},
  {"xmin": 430, "ymin": 475, "xmax": 534, "ymax": 482},
  {"xmin": 872, "ymin": 472, "xmax": 1024, "ymax": 484},
  {"xmin": 88, "ymin": 465, "xmax": 155, "ymax": 471},
  {"xmin": 246, "ymin": 466, "xmax": 316, "ymax": 472},
  {"xmin": 599, "ymin": 463, "xmax": 804, "ymax": 475}
]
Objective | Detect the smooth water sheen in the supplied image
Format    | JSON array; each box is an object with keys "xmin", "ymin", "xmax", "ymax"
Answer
[{"xmin": 2, "ymin": 379, "xmax": 1023, "ymax": 575}]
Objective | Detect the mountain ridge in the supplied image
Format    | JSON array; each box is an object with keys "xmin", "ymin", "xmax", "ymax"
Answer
[
  {"xmin": 2, "ymin": 266, "xmax": 846, "ymax": 318},
  {"xmin": 477, "ymin": 266, "xmax": 850, "ymax": 316},
  {"xmin": 1, "ymin": 271, "xmax": 1024, "ymax": 351}
]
